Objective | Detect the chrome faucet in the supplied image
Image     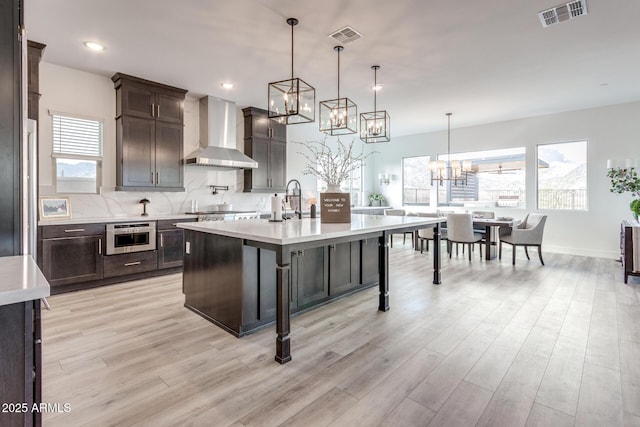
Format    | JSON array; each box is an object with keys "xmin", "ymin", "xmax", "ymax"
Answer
[{"xmin": 285, "ymin": 179, "xmax": 303, "ymax": 220}]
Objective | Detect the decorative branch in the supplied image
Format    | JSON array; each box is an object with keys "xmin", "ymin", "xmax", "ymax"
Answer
[
  {"xmin": 295, "ymin": 137, "xmax": 377, "ymax": 186},
  {"xmin": 607, "ymin": 167, "xmax": 640, "ymax": 199}
]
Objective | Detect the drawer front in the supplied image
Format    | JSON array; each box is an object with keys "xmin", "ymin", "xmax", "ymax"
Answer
[
  {"xmin": 104, "ymin": 251, "xmax": 158, "ymax": 278},
  {"xmin": 157, "ymin": 218, "xmax": 196, "ymax": 230},
  {"xmin": 41, "ymin": 223, "xmax": 105, "ymax": 239}
]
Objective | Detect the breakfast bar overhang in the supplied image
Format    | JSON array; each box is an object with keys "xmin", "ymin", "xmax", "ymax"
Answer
[{"xmin": 178, "ymin": 214, "xmax": 443, "ymax": 364}]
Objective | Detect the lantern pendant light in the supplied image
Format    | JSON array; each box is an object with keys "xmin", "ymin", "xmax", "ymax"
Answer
[
  {"xmin": 360, "ymin": 65, "xmax": 390, "ymax": 143},
  {"xmin": 319, "ymin": 46, "xmax": 357, "ymax": 135},
  {"xmin": 268, "ymin": 18, "xmax": 315, "ymax": 124},
  {"xmin": 428, "ymin": 113, "xmax": 472, "ymax": 186}
]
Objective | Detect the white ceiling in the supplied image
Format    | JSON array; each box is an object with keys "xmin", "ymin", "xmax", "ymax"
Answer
[{"xmin": 24, "ymin": 0, "xmax": 640, "ymax": 137}]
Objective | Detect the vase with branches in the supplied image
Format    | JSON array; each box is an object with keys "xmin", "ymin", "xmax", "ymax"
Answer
[{"xmin": 295, "ymin": 137, "xmax": 376, "ymax": 192}]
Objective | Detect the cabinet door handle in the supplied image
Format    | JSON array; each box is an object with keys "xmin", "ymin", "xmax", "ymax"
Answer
[
  {"xmin": 98, "ymin": 238, "xmax": 102, "ymax": 255},
  {"xmin": 156, "ymin": 172, "xmax": 159, "ymax": 184},
  {"xmin": 160, "ymin": 233, "xmax": 164, "ymax": 248},
  {"xmin": 64, "ymin": 228, "xmax": 85, "ymax": 233},
  {"xmin": 151, "ymin": 172, "xmax": 154, "ymax": 184},
  {"xmin": 124, "ymin": 261, "xmax": 141, "ymax": 267},
  {"xmin": 157, "ymin": 104, "xmax": 160, "ymax": 117},
  {"xmin": 151, "ymin": 103, "xmax": 155, "ymax": 117}
]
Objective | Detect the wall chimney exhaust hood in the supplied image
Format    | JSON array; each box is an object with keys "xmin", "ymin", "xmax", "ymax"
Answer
[{"xmin": 184, "ymin": 96, "xmax": 258, "ymax": 170}]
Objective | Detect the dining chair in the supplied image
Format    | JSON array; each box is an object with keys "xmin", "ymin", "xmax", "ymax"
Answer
[
  {"xmin": 416, "ymin": 212, "xmax": 446, "ymax": 253},
  {"xmin": 499, "ymin": 213, "xmax": 547, "ymax": 265},
  {"xmin": 472, "ymin": 210, "xmax": 495, "ymax": 245},
  {"xmin": 446, "ymin": 213, "xmax": 483, "ymax": 260},
  {"xmin": 384, "ymin": 209, "xmax": 413, "ymax": 248}
]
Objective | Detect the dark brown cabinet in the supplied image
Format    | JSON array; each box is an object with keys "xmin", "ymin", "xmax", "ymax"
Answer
[
  {"xmin": 104, "ymin": 251, "xmax": 158, "ymax": 278},
  {"xmin": 361, "ymin": 238, "xmax": 380, "ymax": 285},
  {"xmin": 27, "ymin": 41, "xmax": 46, "ymax": 121},
  {"xmin": 242, "ymin": 107, "xmax": 287, "ymax": 192},
  {"xmin": 0, "ymin": 300, "xmax": 41, "ymax": 427},
  {"xmin": 112, "ymin": 73, "xmax": 187, "ymax": 192},
  {"xmin": 292, "ymin": 247, "xmax": 329, "ymax": 309},
  {"xmin": 329, "ymin": 242, "xmax": 361, "ymax": 295},
  {"xmin": 621, "ymin": 221, "xmax": 640, "ymax": 284},
  {"xmin": 39, "ymin": 224, "xmax": 104, "ymax": 289},
  {"xmin": 158, "ymin": 219, "xmax": 193, "ymax": 269}
]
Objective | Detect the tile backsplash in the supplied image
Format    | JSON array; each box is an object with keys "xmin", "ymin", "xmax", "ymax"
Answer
[{"xmin": 39, "ymin": 167, "xmax": 274, "ymax": 219}]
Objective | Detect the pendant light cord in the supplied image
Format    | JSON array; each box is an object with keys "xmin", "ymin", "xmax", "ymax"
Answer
[
  {"xmin": 373, "ymin": 67, "xmax": 377, "ymax": 113},
  {"xmin": 290, "ymin": 21, "xmax": 294, "ymax": 80},
  {"xmin": 447, "ymin": 113, "xmax": 452, "ymax": 164},
  {"xmin": 337, "ymin": 47, "xmax": 341, "ymax": 99}
]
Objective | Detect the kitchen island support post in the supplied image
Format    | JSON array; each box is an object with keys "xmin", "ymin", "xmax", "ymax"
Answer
[
  {"xmin": 378, "ymin": 231, "xmax": 390, "ymax": 311},
  {"xmin": 433, "ymin": 222, "xmax": 441, "ymax": 284},
  {"xmin": 275, "ymin": 248, "xmax": 292, "ymax": 364}
]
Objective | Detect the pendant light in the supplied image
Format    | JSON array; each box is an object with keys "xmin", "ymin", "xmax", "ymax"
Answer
[
  {"xmin": 268, "ymin": 18, "xmax": 315, "ymax": 124},
  {"xmin": 319, "ymin": 46, "xmax": 357, "ymax": 135},
  {"xmin": 360, "ymin": 65, "xmax": 390, "ymax": 143},
  {"xmin": 428, "ymin": 113, "xmax": 472, "ymax": 185}
]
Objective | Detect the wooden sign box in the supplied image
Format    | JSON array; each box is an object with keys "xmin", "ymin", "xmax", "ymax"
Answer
[{"xmin": 320, "ymin": 193, "xmax": 351, "ymax": 223}]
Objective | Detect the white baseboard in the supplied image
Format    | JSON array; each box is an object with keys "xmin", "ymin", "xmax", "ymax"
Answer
[{"xmin": 543, "ymin": 245, "xmax": 620, "ymax": 260}]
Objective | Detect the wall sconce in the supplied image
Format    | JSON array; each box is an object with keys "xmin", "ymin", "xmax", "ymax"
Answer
[
  {"xmin": 607, "ymin": 159, "xmax": 638, "ymax": 169},
  {"xmin": 378, "ymin": 173, "xmax": 390, "ymax": 185}
]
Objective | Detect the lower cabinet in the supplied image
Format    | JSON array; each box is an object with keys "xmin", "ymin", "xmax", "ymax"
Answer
[
  {"xmin": 158, "ymin": 229, "xmax": 185, "ymax": 269},
  {"xmin": 329, "ymin": 242, "xmax": 361, "ymax": 295},
  {"xmin": 104, "ymin": 251, "xmax": 158, "ymax": 278},
  {"xmin": 41, "ymin": 234, "xmax": 103, "ymax": 288},
  {"xmin": 0, "ymin": 300, "xmax": 42, "ymax": 427},
  {"xmin": 361, "ymin": 238, "xmax": 380, "ymax": 285},
  {"xmin": 292, "ymin": 247, "xmax": 329, "ymax": 309}
]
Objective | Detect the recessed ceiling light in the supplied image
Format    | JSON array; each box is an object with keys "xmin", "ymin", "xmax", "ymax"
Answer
[
  {"xmin": 83, "ymin": 41, "xmax": 105, "ymax": 51},
  {"xmin": 221, "ymin": 82, "xmax": 234, "ymax": 89},
  {"xmin": 372, "ymin": 84, "xmax": 382, "ymax": 91}
]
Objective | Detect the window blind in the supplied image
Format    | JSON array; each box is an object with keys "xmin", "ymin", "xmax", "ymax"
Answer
[{"xmin": 52, "ymin": 115, "xmax": 103, "ymax": 157}]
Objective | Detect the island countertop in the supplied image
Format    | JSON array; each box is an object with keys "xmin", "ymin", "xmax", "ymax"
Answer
[
  {"xmin": 177, "ymin": 214, "xmax": 442, "ymax": 246},
  {"xmin": 0, "ymin": 256, "xmax": 50, "ymax": 306}
]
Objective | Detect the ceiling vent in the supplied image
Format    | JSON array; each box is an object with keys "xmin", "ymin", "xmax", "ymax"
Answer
[
  {"xmin": 328, "ymin": 26, "xmax": 363, "ymax": 44},
  {"xmin": 538, "ymin": 0, "xmax": 587, "ymax": 27}
]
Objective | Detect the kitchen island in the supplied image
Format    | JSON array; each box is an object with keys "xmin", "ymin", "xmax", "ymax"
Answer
[{"xmin": 177, "ymin": 214, "xmax": 442, "ymax": 363}]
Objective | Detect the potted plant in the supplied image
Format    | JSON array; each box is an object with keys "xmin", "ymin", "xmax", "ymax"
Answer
[
  {"xmin": 369, "ymin": 193, "xmax": 385, "ymax": 207},
  {"xmin": 607, "ymin": 166, "xmax": 640, "ymax": 221}
]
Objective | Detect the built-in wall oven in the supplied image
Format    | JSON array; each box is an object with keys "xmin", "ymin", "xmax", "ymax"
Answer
[{"xmin": 106, "ymin": 222, "xmax": 156, "ymax": 255}]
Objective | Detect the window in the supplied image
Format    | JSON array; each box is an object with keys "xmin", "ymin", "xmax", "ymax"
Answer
[
  {"xmin": 437, "ymin": 147, "xmax": 526, "ymax": 208},
  {"xmin": 537, "ymin": 141, "xmax": 587, "ymax": 210},
  {"xmin": 52, "ymin": 114, "xmax": 103, "ymax": 194},
  {"xmin": 402, "ymin": 156, "xmax": 431, "ymax": 206},
  {"xmin": 316, "ymin": 160, "xmax": 363, "ymax": 206}
]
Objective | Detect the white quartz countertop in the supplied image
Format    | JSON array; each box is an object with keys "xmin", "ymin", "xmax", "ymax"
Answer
[
  {"xmin": 0, "ymin": 256, "xmax": 50, "ymax": 306},
  {"xmin": 38, "ymin": 214, "xmax": 197, "ymax": 226},
  {"xmin": 177, "ymin": 214, "xmax": 442, "ymax": 246}
]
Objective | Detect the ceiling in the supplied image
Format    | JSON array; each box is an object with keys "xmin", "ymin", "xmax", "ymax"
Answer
[{"xmin": 25, "ymin": 0, "xmax": 640, "ymax": 137}]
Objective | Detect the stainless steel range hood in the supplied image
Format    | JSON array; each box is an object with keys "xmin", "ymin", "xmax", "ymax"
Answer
[{"xmin": 184, "ymin": 96, "xmax": 258, "ymax": 170}]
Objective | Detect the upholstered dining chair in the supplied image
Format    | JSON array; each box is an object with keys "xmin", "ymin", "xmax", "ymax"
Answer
[
  {"xmin": 499, "ymin": 213, "xmax": 547, "ymax": 265},
  {"xmin": 446, "ymin": 213, "xmax": 483, "ymax": 260},
  {"xmin": 416, "ymin": 212, "xmax": 446, "ymax": 253},
  {"xmin": 384, "ymin": 209, "xmax": 413, "ymax": 248}
]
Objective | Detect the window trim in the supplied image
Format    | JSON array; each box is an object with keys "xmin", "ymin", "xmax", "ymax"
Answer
[{"xmin": 402, "ymin": 155, "xmax": 432, "ymax": 207}]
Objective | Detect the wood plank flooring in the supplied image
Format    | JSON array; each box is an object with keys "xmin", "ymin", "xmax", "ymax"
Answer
[{"xmin": 40, "ymin": 244, "xmax": 640, "ymax": 426}]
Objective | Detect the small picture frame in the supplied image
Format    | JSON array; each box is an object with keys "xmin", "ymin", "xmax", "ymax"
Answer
[{"xmin": 40, "ymin": 197, "xmax": 71, "ymax": 220}]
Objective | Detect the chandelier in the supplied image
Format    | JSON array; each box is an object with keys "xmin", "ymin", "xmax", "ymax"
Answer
[
  {"xmin": 360, "ymin": 65, "xmax": 390, "ymax": 143},
  {"xmin": 319, "ymin": 46, "xmax": 357, "ymax": 135},
  {"xmin": 429, "ymin": 113, "xmax": 472, "ymax": 185},
  {"xmin": 268, "ymin": 18, "xmax": 315, "ymax": 124}
]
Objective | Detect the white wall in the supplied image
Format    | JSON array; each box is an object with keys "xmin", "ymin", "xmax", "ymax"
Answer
[{"xmin": 289, "ymin": 103, "xmax": 640, "ymax": 259}]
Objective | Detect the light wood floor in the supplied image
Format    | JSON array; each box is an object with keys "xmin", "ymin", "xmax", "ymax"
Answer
[{"xmin": 41, "ymin": 243, "xmax": 640, "ymax": 427}]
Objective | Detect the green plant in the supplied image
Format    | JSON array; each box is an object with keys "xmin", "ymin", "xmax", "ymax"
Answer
[
  {"xmin": 369, "ymin": 193, "xmax": 385, "ymax": 202},
  {"xmin": 607, "ymin": 167, "xmax": 640, "ymax": 198},
  {"xmin": 631, "ymin": 199, "xmax": 640, "ymax": 216}
]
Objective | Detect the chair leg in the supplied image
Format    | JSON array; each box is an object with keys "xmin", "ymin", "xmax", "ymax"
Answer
[
  {"xmin": 420, "ymin": 239, "xmax": 424, "ymax": 254},
  {"xmin": 426, "ymin": 239, "xmax": 429, "ymax": 252},
  {"xmin": 479, "ymin": 242, "xmax": 482, "ymax": 259},
  {"xmin": 403, "ymin": 233, "xmax": 406, "ymax": 245},
  {"xmin": 524, "ymin": 246, "xmax": 530, "ymax": 260},
  {"xmin": 538, "ymin": 245, "xmax": 544, "ymax": 265},
  {"xmin": 456, "ymin": 243, "xmax": 459, "ymax": 256},
  {"xmin": 499, "ymin": 241, "xmax": 502, "ymax": 259},
  {"xmin": 468, "ymin": 243, "xmax": 471, "ymax": 261},
  {"xmin": 512, "ymin": 245, "xmax": 516, "ymax": 265},
  {"xmin": 449, "ymin": 242, "xmax": 453, "ymax": 258},
  {"xmin": 390, "ymin": 234, "xmax": 393, "ymax": 248}
]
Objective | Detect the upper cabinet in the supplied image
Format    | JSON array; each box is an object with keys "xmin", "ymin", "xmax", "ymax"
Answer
[
  {"xmin": 112, "ymin": 73, "xmax": 187, "ymax": 192},
  {"xmin": 242, "ymin": 107, "xmax": 287, "ymax": 192}
]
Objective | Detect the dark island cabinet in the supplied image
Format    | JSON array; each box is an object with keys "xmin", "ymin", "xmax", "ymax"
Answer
[
  {"xmin": 361, "ymin": 238, "xmax": 380, "ymax": 285},
  {"xmin": 329, "ymin": 242, "xmax": 361, "ymax": 295},
  {"xmin": 242, "ymin": 107, "xmax": 287, "ymax": 192},
  {"xmin": 39, "ymin": 224, "xmax": 104, "ymax": 288},
  {"xmin": 112, "ymin": 73, "xmax": 186, "ymax": 192},
  {"xmin": 0, "ymin": 300, "xmax": 41, "ymax": 427},
  {"xmin": 293, "ymin": 247, "xmax": 329, "ymax": 308}
]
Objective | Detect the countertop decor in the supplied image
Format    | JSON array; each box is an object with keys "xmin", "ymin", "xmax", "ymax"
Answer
[
  {"xmin": 296, "ymin": 137, "xmax": 376, "ymax": 191},
  {"xmin": 606, "ymin": 165, "xmax": 640, "ymax": 220}
]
